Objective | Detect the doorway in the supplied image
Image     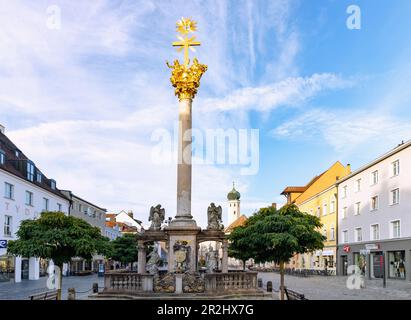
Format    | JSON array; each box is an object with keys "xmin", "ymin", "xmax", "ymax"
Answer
[
  {"xmin": 21, "ymin": 259, "xmax": 29, "ymax": 280},
  {"xmin": 341, "ymin": 256, "xmax": 348, "ymax": 276}
]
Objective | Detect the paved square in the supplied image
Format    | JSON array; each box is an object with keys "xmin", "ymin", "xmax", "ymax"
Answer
[
  {"xmin": 258, "ymin": 272, "xmax": 411, "ymax": 300},
  {"xmin": 0, "ymin": 275, "xmax": 104, "ymax": 300}
]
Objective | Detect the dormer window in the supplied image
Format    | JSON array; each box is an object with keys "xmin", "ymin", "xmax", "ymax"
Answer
[
  {"xmin": 50, "ymin": 179, "xmax": 56, "ymax": 190},
  {"xmin": 15, "ymin": 150, "xmax": 19, "ymax": 157},
  {"xmin": 36, "ymin": 171, "xmax": 42, "ymax": 183},
  {"xmin": 0, "ymin": 150, "xmax": 5, "ymax": 165},
  {"xmin": 27, "ymin": 161, "xmax": 35, "ymax": 182}
]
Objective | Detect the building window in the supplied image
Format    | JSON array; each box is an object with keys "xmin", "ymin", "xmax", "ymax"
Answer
[
  {"xmin": 371, "ymin": 196, "xmax": 379, "ymax": 211},
  {"xmin": 0, "ymin": 150, "xmax": 5, "ymax": 165},
  {"xmin": 4, "ymin": 182, "xmax": 14, "ymax": 199},
  {"xmin": 57, "ymin": 203, "xmax": 62, "ymax": 212},
  {"xmin": 355, "ymin": 202, "xmax": 361, "ymax": 215},
  {"xmin": 4, "ymin": 215, "xmax": 12, "ymax": 236},
  {"xmin": 322, "ymin": 203, "xmax": 327, "ymax": 216},
  {"xmin": 388, "ymin": 251, "xmax": 405, "ymax": 279},
  {"xmin": 342, "ymin": 185, "xmax": 347, "ymax": 198},
  {"xmin": 36, "ymin": 171, "xmax": 42, "ymax": 183},
  {"xmin": 392, "ymin": 160, "xmax": 400, "ymax": 177},
  {"xmin": 15, "ymin": 150, "xmax": 19, "ymax": 158},
  {"xmin": 316, "ymin": 207, "xmax": 321, "ymax": 218},
  {"xmin": 78, "ymin": 203, "xmax": 82, "ymax": 212},
  {"xmin": 391, "ymin": 188, "xmax": 400, "ymax": 205},
  {"xmin": 342, "ymin": 230, "xmax": 348, "ymax": 243},
  {"xmin": 25, "ymin": 191, "xmax": 33, "ymax": 206},
  {"xmin": 330, "ymin": 196, "xmax": 336, "ymax": 213},
  {"xmin": 330, "ymin": 227, "xmax": 335, "ymax": 241},
  {"xmin": 371, "ymin": 170, "xmax": 378, "ymax": 185},
  {"xmin": 50, "ymin": 179, "xmax": 56, "ymax": 190},
  {"xmin": 342, "ymin": 206, "xmax": 348, "ymax": 219},
  {"xmin": 43, "ymin": 198, "xmax": 49, "ymax": 211},
  {"xmin": 355, "ymin": 228, "xmax": 362, "ymax": 242},
  {"xmin": 371, "ymin": 224, "xmax": 379, "ymax": 241},
  {"xmin": 322, "ymin": 227, "xmax": 327, "ymax": 240},
  {"xmin": 391, "ymin": 220, "xmax": 401, "ymax": 238},
  {"xmin": 27, "ymin": 161, "xmax": 35, "ymax": 182},
  {"xmin": 355, "ymin": 179, "xmax": 361, "ymax": 192}
]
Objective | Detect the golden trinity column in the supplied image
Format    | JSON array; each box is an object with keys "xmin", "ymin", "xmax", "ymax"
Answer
[{"xmin": 167, "ymin": 18, "xmax": 207, "ymax": 227}]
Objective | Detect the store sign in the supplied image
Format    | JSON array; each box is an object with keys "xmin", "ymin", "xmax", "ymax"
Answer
[
  {"xmin": 360, "ymin": 249, "xmax": 371, "ymax": 255},
  {"xmin": 0, "ymin": 240, "xmax": 7, "ymax": 249},
  {"xmin": 322, "ymin": 250, "xmax": 334, "ymax": 256},
  {"xmin": 343, "ymin": 245, "xmax": 350, "ymax": 253},
  {"xmin": 365, "ymin": 244, "xmax": 380, "ymax": 250}
]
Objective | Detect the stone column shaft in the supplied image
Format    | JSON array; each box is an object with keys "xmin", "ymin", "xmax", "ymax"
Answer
[
  {"xmin": 222, "ymin": 240, "xmax": 229, "ymax": 273},
  {"xmin": 176, "ymin": 98, "xmax": 193, "ymax": 219},
  {"xmin": 137, "ymin": 241, "xmax": 146, "ymax": 274}
]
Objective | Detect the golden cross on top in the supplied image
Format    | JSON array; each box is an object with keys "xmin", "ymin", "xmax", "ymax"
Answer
[{"xmin": 172, "ymin": 18, "xmax": 201, "ymax": 67}]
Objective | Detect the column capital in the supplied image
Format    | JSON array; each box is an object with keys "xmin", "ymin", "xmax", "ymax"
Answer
[{"xmin": 167, "ymin": 58, "xmax": 207, "ymax": 100}]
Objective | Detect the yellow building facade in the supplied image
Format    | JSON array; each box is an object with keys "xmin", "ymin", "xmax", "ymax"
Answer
[{"xmin": 281, "ymin": 161, "xmax": 351, "ymax": 272}]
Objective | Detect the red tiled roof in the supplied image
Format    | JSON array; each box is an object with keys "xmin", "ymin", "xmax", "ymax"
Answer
[{"xmin": 225, "ymin": 215, "xmax": 248, "ymax": 233}]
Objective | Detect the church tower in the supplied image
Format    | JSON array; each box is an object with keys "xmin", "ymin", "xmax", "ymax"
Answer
[{"xmin": 227, "ymin": 182, "xmax": 241, "ymax": 226}]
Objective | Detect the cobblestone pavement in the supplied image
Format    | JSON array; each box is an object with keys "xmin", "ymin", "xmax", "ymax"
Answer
[
  {"xmin": 258, "ymin": 272, "xmax": 411, "ymax": 300},
  {"xmin": 0, "ymin": 274, "xmax": 104, "ymax": 300}
]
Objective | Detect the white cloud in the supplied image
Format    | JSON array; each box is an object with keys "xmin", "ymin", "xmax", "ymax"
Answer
[
  {"xmin": 200, "ymin": 73, "xmax": 353, "ymax": 113},
  {"xmin": 273, "ymin": 109, "xmax": 411, "ymax": 154}
]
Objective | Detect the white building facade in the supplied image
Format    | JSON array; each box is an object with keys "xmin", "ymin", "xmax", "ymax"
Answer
[
  {"xmin": 337, "ymin": 141, "xmax": 411, "ymax": 281},
  {"xmin": 0, "ymin": 127, "xmax": 70, "ymax": 283}
]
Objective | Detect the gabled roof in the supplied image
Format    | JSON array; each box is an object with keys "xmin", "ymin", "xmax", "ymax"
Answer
[
  {"xmin": 293, "ymin": 161, "xmax": 349, "ymax": 205},
  {"xmin": 225, "ymin": 215, "xmax": 248, "ymax": 233},
  {"xmin": 280, "ymin": 171, "xmax": 326, "ymax": 196},
  {"xmin": 0, "ymin": 131, "xmax": 69, "ymax": 201}
]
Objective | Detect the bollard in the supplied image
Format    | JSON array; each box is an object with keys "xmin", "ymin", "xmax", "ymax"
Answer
[
  {"xmin": 92, "ymin": 283, "xmax": 99, "ymax": 293},
  {"xmin": 67, "ymin": 288, "xmax": 76, "ymax": 300},
  {"xmin": 258, "ymin": 278, "xmax": 263, "ymax": 288},
  {"xmin": 267, "ymin": 281, "xmax": 272, "ymax": 292}
]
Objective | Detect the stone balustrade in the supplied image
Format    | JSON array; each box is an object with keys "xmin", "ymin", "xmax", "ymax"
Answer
[
  {"xmin": 204, "ymin": 272, "xmax": 258, "ymax": 292},
  {"xmin": 104, "ymin": 272, "xmax": 153, "ymax": 293}
]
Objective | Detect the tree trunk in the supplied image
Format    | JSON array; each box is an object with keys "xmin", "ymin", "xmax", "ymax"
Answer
[
  {"xmin": 280, "ymin": 261, "xmax": 285, "ymax": 301},
  {"xmin": 243, "ymin": 260, "xmax": 246, "ymax": 271}
]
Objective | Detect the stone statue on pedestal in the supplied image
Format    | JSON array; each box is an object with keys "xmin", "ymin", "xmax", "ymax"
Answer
[
  {"xmin": 207, "ymin": 203, "xmax": 223, "ymax": 230},
  {"xmin": 149, "ymin": 204, "xmax": 165, "ymax": 230},
  {"xmin": 205, "ymin": 244, "xmax": 218, "ymax": 273},
  {"xmin": 146, "ymin": 244, "xmax": 160, "ymax": 275}
]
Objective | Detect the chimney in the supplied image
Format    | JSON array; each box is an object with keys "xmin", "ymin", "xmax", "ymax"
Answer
[
  {"xmin": 127, "ymin": 210, "xmax": 134, "ymax": 218},
  {"xmin": 0, "ymin": 124, "xmax": 5, "ymax": 134},
  {"xmin": 347, "ymin": 163, "xmax": 351, "ymax": 174},
  {"xmin": 271, "ymin": 203, "xmax": 277, "ymax": 210}
]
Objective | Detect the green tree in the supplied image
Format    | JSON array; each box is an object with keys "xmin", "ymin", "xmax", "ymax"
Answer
[
  {"xmin": 109, "ymin": 233, "xmax": 139, "ymax": 268},
  {"xmin": 7, "ymin": 212, "xmax": 110, "ymax": 299},
  {"xmin": 228, "ymin": 204, "xmax": 325, "ymax": 300},
  {"xmin": 228, "ymin": 233, "xmax": 252, "ymax": 271}
]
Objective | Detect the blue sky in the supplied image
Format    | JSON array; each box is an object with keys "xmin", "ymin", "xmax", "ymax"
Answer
[{"xmin": 1, "ymin": 0, "xmax": 411, "ymax": 227}]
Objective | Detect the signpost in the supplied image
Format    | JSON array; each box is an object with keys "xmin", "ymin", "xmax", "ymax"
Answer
[{"xmin": 0, "ymin": 240, "xmax": 7, "ymax": 249}]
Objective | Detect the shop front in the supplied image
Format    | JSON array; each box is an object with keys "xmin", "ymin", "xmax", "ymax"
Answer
[
  {"xmin": 0, "ymin": 255, "xmax": 14, "ymax": 282},
  {"xmin": 338, "ymin": 240, "xmax": 411, "ymax": 281},
  {"xmin": 315, "ymin": 248, "xmax": 336, "ymax": 272}
]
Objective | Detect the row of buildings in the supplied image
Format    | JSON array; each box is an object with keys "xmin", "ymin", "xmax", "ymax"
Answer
[
  {"xmin": 0, "ymin": 125, "xmax": 141, "ymax": 283},
  {"xmin": 281, "ymin": 140, "xmax": 411, "ymax": 281}
]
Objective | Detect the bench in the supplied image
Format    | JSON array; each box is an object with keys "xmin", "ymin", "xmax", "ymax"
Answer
[
  {"xmin": 29, "ymin": 290, "xmax": 59, "ymax": 300},
  {"xmin": 284, "ymin": 287, "xmax": 308, "ymax": 300}
]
